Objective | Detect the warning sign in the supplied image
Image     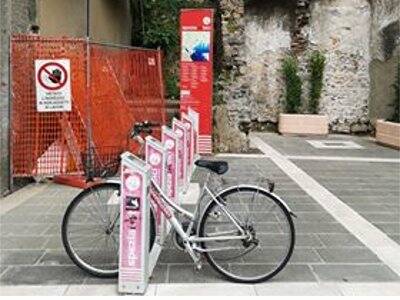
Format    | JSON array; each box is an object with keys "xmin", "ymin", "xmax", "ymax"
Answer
[{"xmin": 35, "ymin": 59, "xmax": 71, "ymax": 112}]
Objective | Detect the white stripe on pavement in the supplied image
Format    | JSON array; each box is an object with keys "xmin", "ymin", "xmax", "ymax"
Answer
[
  {"xmin": 251, "ymin": 135, "xmax": 400, "ymax": 276},
  {"xmin": 216, "ymin": 153, "xmax": 268, "ymax": 158},
  {"xmin": 286, "ymin": 155, "xmax": 400, "ymax": 163}
]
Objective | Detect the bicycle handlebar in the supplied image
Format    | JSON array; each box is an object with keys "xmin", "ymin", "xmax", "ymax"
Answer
[{"xmin": 130, "ymin": 121, "xmax": 160, "ymax": 139}]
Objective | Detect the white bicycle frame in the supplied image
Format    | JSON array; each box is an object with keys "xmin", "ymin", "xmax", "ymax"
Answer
[
  {"xmin": 149, "ymin": 172, "xmax": 251, "ymax": 262},
  {"xmin": 129, "ymin": 133, "xmax": 248, "ymax": 254}
]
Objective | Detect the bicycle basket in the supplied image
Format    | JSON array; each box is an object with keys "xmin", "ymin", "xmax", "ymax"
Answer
[{"xmin": 82, "ymin": 146, "xmax": 122, "ymax": 179}]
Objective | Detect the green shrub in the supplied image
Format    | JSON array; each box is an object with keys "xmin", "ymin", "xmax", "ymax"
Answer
[
  {"xmin": 308, "ymin": 51, "xmax": 326, "ymax": 114},
  {"xmin": 389, "ymin": 62, "xmax": 400, "ymax": 123},
  {"xmin": 282, "ymin": 56, "xmax": 302, "ymax": 114}
]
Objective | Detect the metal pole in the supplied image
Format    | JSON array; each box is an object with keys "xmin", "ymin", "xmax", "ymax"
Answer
[
  {"xmin": 85, "ymin": 0, "xmax": 94, "ymax": 180},
  {"xmin": 86, "ymin": 0, "xmax": 90, "ymax": 38},
  {"xmin": 0, "ymin": 0, "xmax": 12, "ymax": 195},
  {"xmin": 7, "ymin": 6, "xmax": 13, "ymax": 194}
]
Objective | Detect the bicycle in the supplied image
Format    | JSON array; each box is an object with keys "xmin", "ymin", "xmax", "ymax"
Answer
[{"xmin": 62, "ymin": 121, "xmax": 296, "ymax": 283}]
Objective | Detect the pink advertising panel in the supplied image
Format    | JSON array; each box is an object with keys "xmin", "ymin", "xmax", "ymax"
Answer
[
  {"xmin": 145, "ymin": 136, "xmax": 168, "ymax": 241},
  {"xmin": 188, "ymin": 107, "xmax": 199, "ymax": 158},
  {"xmin": 119, "ymin": 152, "xmax": 151, "ymax": 294},
  {"xmin": 161, "ymin": 126, "xmax": 179, "ymax": 204},
  {"xmin": 181, "ymin": 113, "xmax": 194, "ymax": 182},
  {"xmin": 172, "ymin": 118, "xmax": 188, "ymax": 190}
]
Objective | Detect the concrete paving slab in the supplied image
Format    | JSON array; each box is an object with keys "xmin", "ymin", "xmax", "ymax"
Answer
[
  {"xmin": 375, "ymin": 223, "xmax": 400, "ymax": 235},
  {"xmin": 253, "ymin": 133, "xmax": 400, "ymax": 159},
  {"xmin": 255, "ymin": 282, "xmax": 342, "ymax": 296},
  {"xmin": 295, "ymin": 222, "xmax": 350, "ymax": 234},
  {"xmin": 36, "ymin": 250, "xmax": 74, "ymax": 266},
  {"xmin": 65, "ymin": 284, "xmax": 157, "ymax": 296},
  {"xmin": 0, "ymin": 265, "xmax": 87, "ymax": 285},
  {"xmin": 0, "ymin": 183, "xmax": 49, "ymax": 216},
  {"xmin": 168, "ymin": 264, "xmax": 226, "ymax": 283},
  {"xmin": 316, "ymin": 233, "xmax": 365, "ymax": 247},
  {"xmin": 316, "ymin": 248, "xmax": 381, "ymax": 263},
  {"xmin": 0, "ymin": 266, "xmax": 8, "ymax": 276},
  {"xmin": 149, "ymin": 264, "xmax": 168, "ymax": 283},
  {"xmin": 311, "ymin": 264, "xmax": 399, "ymax": 282},
  {"xmin": 0, "ymin": 236, "xmax": 49, "ymax": 250},
  {"xmin": 0, "ymin": 284, "xmax": 68, "ymax": 296},
  {"xmin": 389, "ymin": 235, "xmax": 400, "ymax": 243},
  {"xmin": 156, "ymin": 283, "xmax": 257, "ymax": 296},
  {"xmin": 0, "ymin": 250, "xmax": 44, "ymax": 265},
  {"xmin": 158, "ymin": 249, "xmax": 198, "ymax": 264},
  {"xmin": 337, "ymin": 282, "xmax": 400, "ymax": 296},
  {"xmin": 42, "ymin": 235, "xmax": 64, "ymax": 250},
  {"xmin": 0, "ymin": 224, "xmax": 50, "ymax": 236},
  {"xmin": 0, "ymin": 214, "xmax": 39, "ymax": 224},
  {"xmin": 64, "ymin": 284, "xmax": 120, "ymax": 296},
  {"xmin": 263, "ymin": 264, "xmax": 318, "ymax": 282}
]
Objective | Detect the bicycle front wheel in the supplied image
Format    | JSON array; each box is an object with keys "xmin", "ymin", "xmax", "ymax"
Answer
[
  {"xmin": 62, "ymin": 182, "xmax": 156, "ymax": 278},
  {"xmin": 199, "ymin": 186, "xmax": 295, "ymax": 283}
]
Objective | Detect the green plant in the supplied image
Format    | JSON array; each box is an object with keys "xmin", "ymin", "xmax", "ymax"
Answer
[
  {"xmin": 308, "ymin": 51, "xmax": 325, "ymax": 114},
  {"xmin": 389, "ymin": 62, "xmax": 400, "ymax": 123},
  {"xmin": 282, "ymin": 56, "xmax": 302, "ymax": 114}
]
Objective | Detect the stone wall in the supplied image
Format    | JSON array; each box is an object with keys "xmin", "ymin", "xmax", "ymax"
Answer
[
  {"xmin": 214, "ymin": 0, "xmax": 399, "ymax": 141},
  {"xmin": 309, "ymin": 0, "xmax": 371, "ymax": 133},
  {"xmin": 369, "ymin": 0, "xmax": 400, "ymax": 122},
  {"xmin": 214, "ymin": 0, "xmax": 249, "ymax": 152},
  {"xmin": 244, "ymin": 0, "xmax": 293, "ymax": 124}
]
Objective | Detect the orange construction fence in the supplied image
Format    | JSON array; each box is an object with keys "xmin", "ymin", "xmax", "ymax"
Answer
[{"xmin": 11, "ymin": 35, "xmax": 167, "ymax": 178}]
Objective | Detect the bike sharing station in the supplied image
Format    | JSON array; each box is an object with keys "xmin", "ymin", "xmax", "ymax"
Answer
[{"xmin": 119, "ymin": 108, "xmax": 200, "ymax": 295}]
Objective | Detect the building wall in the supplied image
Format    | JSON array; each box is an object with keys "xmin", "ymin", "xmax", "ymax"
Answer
[
  {"xmin": 37, "ymin": 0, "xmax": 132, "ymax": 45},
  {"xmin": 90, "ymin": 0, "xmax": 132, "ymax": 45},
  {"xmin": 0, "ymin": 0, "xmax": 132, "ymax": 194},
  {"xmin": 0, "ymin": 0, "xmax": 36, "ymax": 195},
  {"xmin": 37, "ymin": 0, "xmax": 86, "ymax": 38}
]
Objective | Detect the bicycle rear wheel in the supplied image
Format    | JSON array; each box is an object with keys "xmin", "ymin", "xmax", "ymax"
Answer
[
  {"xmin": 199, "ymin": 186, "xmax": 295, "ymax": 283},
  {"xmin": 62, "ymin": 182, "xmax": 156, "ymax": 278}
]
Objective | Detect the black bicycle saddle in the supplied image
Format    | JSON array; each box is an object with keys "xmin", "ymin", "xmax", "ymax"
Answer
[{"xmin": 195, "ymin": 160, "xmax": 229, "ymax": 175}]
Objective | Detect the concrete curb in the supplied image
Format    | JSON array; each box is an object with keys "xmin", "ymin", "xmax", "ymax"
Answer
[{"xmin": 1, "ymin": 282, "xmax": 400, "ymax": 296}]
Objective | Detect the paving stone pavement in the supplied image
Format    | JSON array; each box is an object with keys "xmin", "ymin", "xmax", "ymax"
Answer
[
  {"xmin": 293, "ymin": 160, "xmax": 400, "ymax": 244},
  {"xmin": 256, "ymin": 133, "xmax": 400, "ymax": 159},
  {"xmin": 1, "ymin": 133, "xmax": 399, "ymax": 289}
]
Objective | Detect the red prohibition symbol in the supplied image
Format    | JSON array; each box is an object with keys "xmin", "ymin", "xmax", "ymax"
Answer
[{"xmin": 37, "ymin": 62, "xmax": 68, "ymax": 91}]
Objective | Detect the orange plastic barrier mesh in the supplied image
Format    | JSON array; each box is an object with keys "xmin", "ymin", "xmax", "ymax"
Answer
[{"xmin": 11, "ymin": 35, "xmax": 167, "ymax": 177}]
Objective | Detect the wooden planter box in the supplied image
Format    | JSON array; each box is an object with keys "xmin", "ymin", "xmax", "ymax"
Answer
[
  {"xmin": 278, "ymin": 114, "xmax": 329, "ymax": 135},
  {"xmin": 375, "ymin": 119, "xmax": 400, "ymax": 149}
]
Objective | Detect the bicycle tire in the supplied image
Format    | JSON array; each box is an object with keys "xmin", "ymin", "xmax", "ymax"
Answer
[
  {"xmin": 62, "ymin": 182, "xmax": 156, "ymax": 278},
  {"xmin": 198, "ymin": 186, "xmax": 295, "ymax": 283}
]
